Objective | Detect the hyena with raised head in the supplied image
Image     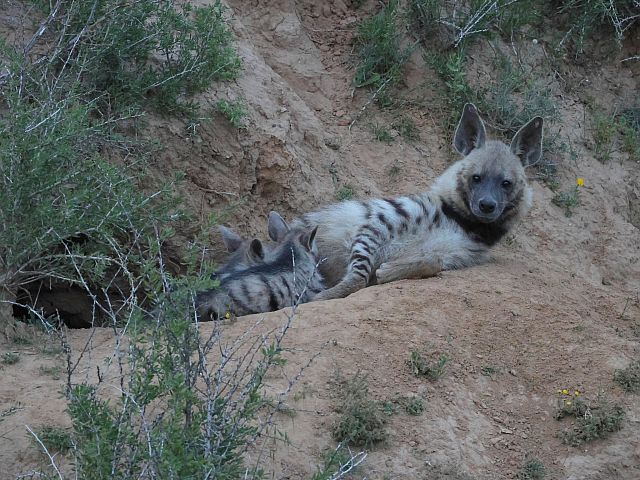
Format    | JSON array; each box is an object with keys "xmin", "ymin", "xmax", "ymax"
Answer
[
  {"xmin": 197, "ymin": 220, "xmax": 324, "ymax": 320},
  {"xmin": 287, "ymin": 103, "xmax": 543, "ymax": 300},
  {"xmin": 212, "ymin": 212, "xmax": 291, "ymax": 280}
]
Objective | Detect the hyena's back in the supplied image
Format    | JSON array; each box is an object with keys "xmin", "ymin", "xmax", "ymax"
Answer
[{"xmin": 294, "ymin": 195, "xmax": 451, "ymax": 287}]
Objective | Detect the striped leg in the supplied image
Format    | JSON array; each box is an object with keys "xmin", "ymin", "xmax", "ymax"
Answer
[
  {"xmin": 314, "ymin": 229, "xmax": 380, "ymax": 300},
  {"xmin": 375, "ymin": 259, "xmax": 441, "ymax": 284}
]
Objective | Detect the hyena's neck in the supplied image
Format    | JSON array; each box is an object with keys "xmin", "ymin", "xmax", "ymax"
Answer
[{"xmin": 438, "ymin": 197, "xmax": 509, "ymax": 247}]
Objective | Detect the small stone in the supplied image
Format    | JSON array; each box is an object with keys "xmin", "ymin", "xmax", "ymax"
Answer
[
  {"xmin": 335, "ymin": 109, "xmax": 345, "ymax": 117},
  {"xmin": 509, "ymin": 369, "xmax": 518, "ymax": 376},
  {"xmin": 500, "ymin": 427, "xmax": 513, "ymax": 434},
  {"xmin": 490, "ymin": 436, "xmax": 502, "ymax": 445}
]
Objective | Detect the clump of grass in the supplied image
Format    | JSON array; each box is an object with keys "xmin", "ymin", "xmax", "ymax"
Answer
[
  {"xmin": 481, "ymin": 55, "xmax": 558, "ymax": 134},
  {"xmin": 34, "ymin": 426, "xmax": 73, "ymax": 454},
  {"xmin": 619, "ymin": 108, "xmax": 640, "ymax": 160},
  {"xmin": 614, "ymin": 359, "xmax": 640, "ymax": 393},
  {"xmin": 336, "ymin": 185, "xmax": 355, "ymax": 201},
  {"xmin": 555, "ymin": 393, "xmax": 625, "ymax": 446},
  {"xmin": 372, "ymin": 123, "xmax": 394, "ymax": 143},
  {"xmin": 519, "ymin": 458, "xmax": 545, "ymax": 479},
  {"xmin": 411, "ymin": 0, "xmax": 542, "ymax": 48},
  {"xmin": 592, "ymin": 111, "xmax": 617, "ymax": 162},
  {"xmin": 332, "ymin": 373, "xmax": 387, "ymax": 447},
  {"xmin": 426, "ymin": 50, "xmax": 477, "ymax": 131},
  {"xmin": 1, "ymin": 352, "xmax": 19, "ymax": 365},
  {"xmin": 216, "ymin": 99, "xmax": 248, "ymax": 129},
  {"xmin": 556, "ymin": 0, "xmax": 640, "ymax": 55},
  {"xmin": 552, "ymin": 186, "xmax": 580, "ymax": 217},
  {"xmin": 481, "ymin": 366, "xmax": 499, "ymax": 377},
  {"xmin": 354, "ymin": 0, "xmax": 412, "ymax": 95},
  {"xmin": 402, "ymin": 396, "xmax": 425, "ymax": 416},
  {"xmin": 393, "ymin": 116, "xmax": 419, "ymax": 141},
  {"xmin": 39, "ymin": 365, "xmax": 63, "ymax": 380},
  {"xmin": 408, "ymin": 350, "xmax": 449, "ymax": 381}
]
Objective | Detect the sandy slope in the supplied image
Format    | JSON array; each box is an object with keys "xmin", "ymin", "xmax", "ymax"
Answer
[{"xmin": 1, "ymin": 0, "xmax": 640, "ymax": 478}]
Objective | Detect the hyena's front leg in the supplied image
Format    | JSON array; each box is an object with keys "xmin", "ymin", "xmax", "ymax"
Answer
[
  {"xmin": 375, "ymin": 259, "xmax": 441, "ymax": 285},
  {"xmin": 314, "ymin": 231, "xmax": 378, "ymax": 300}
]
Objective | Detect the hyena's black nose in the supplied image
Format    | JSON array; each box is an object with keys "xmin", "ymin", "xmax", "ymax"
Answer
[{"xmin": 479, "ymin": 199, "xmax": 497, "ymax": 214}]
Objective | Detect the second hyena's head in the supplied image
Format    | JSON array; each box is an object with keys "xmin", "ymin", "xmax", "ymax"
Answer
[{"xmin": 435, "ymin": 103, "xmax": 543, "ymax": 225}]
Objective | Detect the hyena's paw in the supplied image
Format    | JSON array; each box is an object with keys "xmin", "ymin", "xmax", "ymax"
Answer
[{"xmin": 375, "ymin": 262, "xmax": 398, "ymax": 284}]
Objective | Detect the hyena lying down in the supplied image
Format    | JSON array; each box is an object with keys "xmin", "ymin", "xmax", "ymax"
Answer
[
  {"xmin": 212, "ymin": 213, "xmax": 291, "ymax": 280},
  {"xmin": 197, "ymin": 220, "xmax": 324, "ymax": 320},
  {"xmin": 285, "ymin": 103, "xmax": 543, "ymax": 300}
]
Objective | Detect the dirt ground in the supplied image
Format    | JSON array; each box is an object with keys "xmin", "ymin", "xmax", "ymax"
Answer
[{"xmin": 1, "ymin": 0, "xmax": 640, "ymax": 479}]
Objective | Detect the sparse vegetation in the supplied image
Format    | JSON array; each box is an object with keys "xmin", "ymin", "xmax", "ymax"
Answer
[
  {"xmin": 393, "ymin": 116, "xmax": 420, "ymax": 141},
  {"xmin": 614, "ymin": 359, "xmax": 640, "ymax": 393},
  {"xmin": 354, "ymin": 0, "xmax": 412, "ymax": 96},
  {"xmin": 372, "ymin": 123, "xmax": 395, "ymax": 143},
  {"xmin": 481, "ymin": 366, "xmax": 499, "ymax": 377},
  {"xmin": 336, "ymin": 185, "xmax": 355, "ymax": 201},
  {"xmin": 519, "ymin": 458, "xmax": 546, "ymax": 480},
  {"xmin": 409, "ymin": 350, "xmax": 449, "ymax": 381},
  {"xmin": 311, "ymin": 443, "xmax": 367, "ymax": 480},
  {"xmin": 39, "ymin": 365, "xmax": 63, "ymax": 380},
  {"xmin": 592, "ymin": 111, "xmax": 617, "ymax": 162},
  {"xmin": 27, "ymin": 0, "xmax": 241, "ymax": 113},
  {"xmin": 556, "ymin": 392, "xmax": 625, "ymax": 446},
  {"xmin": 34, "ymin": 425, "xmax": 73, "ymax": 454},
  {"xmin": 556, "ymin": 0, "xmax": 640, "ymax": 55},
  {"xmin": 403, "ymin": 396, "xmax": 425, "ymax": 416},
  {"xmin": 552, "ymin": 186, "xmax": 581, "ymax": 217},
  {"xmin": 332, "ymin": 373, "xmax": 387, "ymax": 447},
  {"xmin": 1, "ymin": 352, "xmax": 20, "ymax": 365},
  {"xmin": 216, "ymin": 98, "xmax": 249, "ymax": 128}
]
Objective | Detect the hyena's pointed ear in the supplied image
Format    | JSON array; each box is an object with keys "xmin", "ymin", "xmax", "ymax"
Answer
[
  {"xmin": 453, "ymin": 103, "xmax": 487, "ymax": 155},
  {"xmin": 248, "ymin": 239, "xmax": 265, "ymax": 261},
  {"xmin": 219, "ymin": 226, "xmax": 243, "ymax": 253},
  {"xmin": 299, "ymin": 226, "xmax": 319, "ymax": 252},
  {"xmin": 268, "ymin": 211, "xmax": 289, "ymax": 241},
  {"xmin": 511, "ymin": 116, "xmax": 544, "ymax": 167}
]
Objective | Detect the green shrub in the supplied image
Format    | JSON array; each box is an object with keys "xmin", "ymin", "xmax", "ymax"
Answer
[
  {"xmin": 65, "ymin": 268, "xmax": 285, "ymax": 478},
  {"xmin": 1, "ymin": 352, "xmax": 20, "ymax": 365},
  {"xmin": 34, "ymin": 426, "xmax": 73, "ymax": 454},
  {"xmin": 216, "ymin": 99, "xmax": 249, "ymax": 128},
  {"xmin": 31, "ymin": 0, "xmax": 241, "ymax": 113},
  {"xmin": 556, "ymin": 394, "xmax": 625, "ymax": 446},
  {"xmin": 332, "ymin": 373, "xmax": 387, "ymax": 447},
  {"xmin": 408, "ymin": 350, "xmax": 449, "ymax": 381},
  {"xmin": 556, "ymin": 0, "xmax": 640, "ymax": 54},
  {"xmin": 354, "ymin": 0, "xmax": 412, "ymax": 94},
  {"xmin": 614, "ymin": 359, "xmax": 640, "ymax": 393},
  {"xmin": 519, "ymin": 459, "xmax": 545, "ymax": 479},
  {"xmin": 552, "ymin": 186, "xmax": 580, "ymax": 217}
]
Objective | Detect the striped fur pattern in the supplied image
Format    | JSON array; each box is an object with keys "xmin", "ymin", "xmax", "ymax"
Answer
[
  {"xmin": 197, "ymin": 225, "xmax": 324, "ymax": 320},
  {"xmin": 212, "ymin": 212, "xmax": 290, "ymax": 281},
  {"xmin": 288, "ymin": 103, "xmax": 543, "ymax": 300}
]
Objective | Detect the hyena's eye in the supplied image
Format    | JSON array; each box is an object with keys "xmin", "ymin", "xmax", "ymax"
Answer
[
  {"xmin": 501, "ymin": 180, "xmax": 512, "ymax": 189},
  {"xmin": 472, "ymin": 175, "xmax": 481, "ymax": 183}
]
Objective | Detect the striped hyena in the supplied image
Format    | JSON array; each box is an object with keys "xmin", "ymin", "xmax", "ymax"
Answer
[
  {"xmin": 212, "ymin": 212, "xmax": 291, "ymax": 280},
  {"xmin": 287, "ymin": 103, "xmax": 543, "ymax": 300},
  {"xmin": 197, "ymin": 222, "xmax": 324, "ymax": 320}
]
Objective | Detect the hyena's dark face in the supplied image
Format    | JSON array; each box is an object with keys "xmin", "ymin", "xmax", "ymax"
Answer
[{"xmin": 452, "ymin": 104, "xmax": 543, "ymax": 224}]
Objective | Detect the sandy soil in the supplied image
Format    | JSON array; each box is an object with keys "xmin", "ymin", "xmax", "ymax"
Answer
[{"xmin": 1, "ymin": 0, "xmax": 640, "ymax": 479}]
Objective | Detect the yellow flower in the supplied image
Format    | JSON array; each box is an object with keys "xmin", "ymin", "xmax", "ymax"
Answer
[
  {"xmin": 574, "ymin": 390, "xmax": 580, "ymax": 396},
  {"xmin": 224, "ymin": 311, "xmax": 231, "ymax": 319},
  {"xmin": 576, "ymin": 178, "xmax": 584, "ymax": 187},
  {"xmin": 566, "ymin": 401, "xmax": 572, "ymax": 406},
  {"xmin": 562, "ymin": 389, "xmax": 569, "ymax": 395}
]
